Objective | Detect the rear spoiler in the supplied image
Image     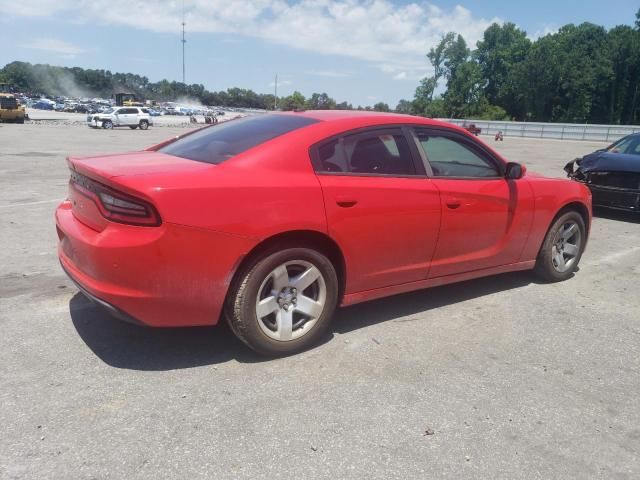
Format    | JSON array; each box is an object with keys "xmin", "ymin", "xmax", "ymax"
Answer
[{"xmin": 145, "ymin": 124, "xmax": 213, "ymax": 151}]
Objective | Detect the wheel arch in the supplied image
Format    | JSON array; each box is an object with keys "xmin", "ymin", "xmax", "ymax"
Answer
[
  {"xmin": 556, "ymin": 200, "xmax": 591, "ymax": 237},
  {"xmin": 228, "ymin": 230, "xmax": 347, "ymax": 303},
  {"xmin": 533, "ymin": 200, "xmax": 591, "ymax": 260}
]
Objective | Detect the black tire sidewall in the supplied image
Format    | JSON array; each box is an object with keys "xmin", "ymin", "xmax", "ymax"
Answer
[
  {"xmin": 228, "ymin": 248, "xmax": 338, "ymax": 356},
  {"xmin": 102, "ymin": 120, "xmax": 113, "ymax": 129},
  {"xmin": 535, "ymin": 211, "xmax": 586, "ymax": 282}
]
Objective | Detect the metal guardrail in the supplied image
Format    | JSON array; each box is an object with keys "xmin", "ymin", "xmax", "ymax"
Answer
[{"xmin": 441, "ymin": 119, "xmax": 640, "ymax": 143}]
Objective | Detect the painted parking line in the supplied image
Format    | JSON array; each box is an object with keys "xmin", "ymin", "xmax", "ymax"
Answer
[{"xmin": 0, "ymin": 199, "xmax": 62, "ymax": 209}]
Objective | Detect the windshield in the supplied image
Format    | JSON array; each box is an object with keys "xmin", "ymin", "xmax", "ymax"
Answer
[
  {"xmin": 159, "ymin": 114, "xmax": 319, "ymax": 164},
  {"xmin": 102, "ymin": 108, "xmax": 115, "ymax": 114},
  {"xmin": 607, "ymin": 135, "xmax": 640, "ymax": 156}
]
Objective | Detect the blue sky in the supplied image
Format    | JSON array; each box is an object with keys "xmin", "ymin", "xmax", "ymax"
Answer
[{"xmin": 1, "ymin": 0, "xmax": 638, "ymax": 107}]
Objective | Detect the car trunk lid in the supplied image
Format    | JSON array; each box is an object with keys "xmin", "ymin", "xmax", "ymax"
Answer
[{"xmin": 67, "ymin": 150, "xmax": 214, "ymax": 180}]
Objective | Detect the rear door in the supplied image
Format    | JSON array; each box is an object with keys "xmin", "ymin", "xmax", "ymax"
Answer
[
  {"xmin": 312, "ymin": 127, "xmax": 441, "ymax": 294},
  {"xmin": 413, "ymin": 128, "xmax": 534, "ymax": 278}
]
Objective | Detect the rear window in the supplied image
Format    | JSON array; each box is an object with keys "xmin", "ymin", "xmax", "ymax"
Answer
[{"xmin": 159, "ymin": 114, "xmax": 320, "ymax": 164}]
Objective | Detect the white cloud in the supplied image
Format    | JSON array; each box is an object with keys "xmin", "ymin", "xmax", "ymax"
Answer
[
  {"xmin": 8, "ymin": 1, "xmax": 501, "ymax": 76},
  {"xmin": 393, "ymin": 71, "xmax": 407, "ymax": 80},
  {"xmin": 530, "ymin": 24, "xmax": 559, "ymax": 40},
  {"xmin": 21, "ymin": 38, "xmax": 85, "ymax": 56},
  {"xmin": 305, "ymin": 70, "xmax": 350, "ymax": 78}
]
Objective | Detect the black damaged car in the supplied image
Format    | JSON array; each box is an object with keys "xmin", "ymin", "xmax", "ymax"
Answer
[{"xmin": 565, "ymin": 133, "xmax": 640, "ymax": 213}]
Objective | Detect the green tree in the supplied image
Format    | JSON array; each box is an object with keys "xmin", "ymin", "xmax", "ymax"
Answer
[
  {"xmin": 394, "ymin": 99, "xmax": 413, "ymax": 113},
  {"xmin": 373, "ymin": 102, "xmax": 390, "ymax": 112},
  {"xmin": 475, "ymin": 22, "xmax": 530, "ymax": 119},
  {"xmin": 279, "ymin": 91, "xmax": 306, "ymax": 110}
]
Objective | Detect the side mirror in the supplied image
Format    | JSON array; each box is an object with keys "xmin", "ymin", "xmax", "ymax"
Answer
[{"xmin": 505, "ymin": 162, "xmax": 525, "ymax": 180}]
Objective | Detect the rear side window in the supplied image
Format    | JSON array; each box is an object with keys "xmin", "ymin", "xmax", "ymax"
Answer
[
  {"xmin": 316, "ymin": 129, "xmax": 417, "ymax": 176},
  {"xmin": 159, "ymin": 114, "xmax": 319, "ymax": 164}
]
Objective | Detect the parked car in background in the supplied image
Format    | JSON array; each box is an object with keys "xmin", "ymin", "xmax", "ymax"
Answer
[
  {"xmin": 142, "ymin": 108, "xmax": 162, "ymax": 116},
  {"xmin": 87, "ymin": 106, "xmax": 153, "ymax": 130},
  {"xmin": 32, "ymin": 100, "xmax": 54, "ymax": 110},
  {"xmin": 58, "ymin": 111, "xmax": 591, "ymax": 356},
  {"xmin": 462, "ymin": 122, "xmax": 482, "ymax": 136},
  {"xmin": 565, "ymin": 132, "xmax": 640, "ymax": 213}
]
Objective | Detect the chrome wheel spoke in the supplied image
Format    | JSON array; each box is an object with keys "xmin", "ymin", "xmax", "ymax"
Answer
[
  {"xmin": 275, "ymin": 309, "xmax": 293, "ymax": 341},
  {"xmin": 295, "ymin": 295, "xmax": 323, "ymax": 319},
  {"xmin": 290, "ymin": 266, "xmax": 321, "ymax": 292},
  {"xmin": 256, "ymin": 296, "xmax": 279, "ymax": 319},
  {"xmin": 271, "ymin": 265, "xmax": 290, "ymax": 291},
  {"xmin": 562, "ymin": 223, "xmax": 578, "ymax": 240},
  {"xmin": 553, "ymin": 247, "xmax": 567, "ymax": 272},
  {"xmin": 564, "ymin": 243, "xmax": 579, "ymax": 257}
]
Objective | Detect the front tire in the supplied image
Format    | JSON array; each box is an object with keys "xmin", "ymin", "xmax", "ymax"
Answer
[
  {"xmin": 534, "ymin": 211, "xmax": 586, "ymax": 282},
  {"xmin": 225, "ymin": 248, "xmax": 338, "ymax": 356},
  {"xmin": 102, "ymin": 120, "xmax": 113, "ymax": 129}
]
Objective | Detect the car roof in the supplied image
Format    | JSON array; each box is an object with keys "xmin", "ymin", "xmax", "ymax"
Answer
[
  {"xmin": 286, "ymin": 109, "xmax": 436, "ymax": 123},
  {"xmin": 275, "ymin": 110, "xmax": 460, "ymax": 134}
]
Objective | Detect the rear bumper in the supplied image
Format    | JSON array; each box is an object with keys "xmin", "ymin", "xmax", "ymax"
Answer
[
  {"xmin": 56, "ymin": 200, "xmax": 254, "ymax": 327},
  {"xmin": 60, "ymin": 260, "xmax": 144, "ymax": 325}
]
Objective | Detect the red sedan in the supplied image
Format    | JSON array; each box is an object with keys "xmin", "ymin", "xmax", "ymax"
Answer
[{"xmin": 56, "ymin": 111, "xmax": 592, "ymax": 355}]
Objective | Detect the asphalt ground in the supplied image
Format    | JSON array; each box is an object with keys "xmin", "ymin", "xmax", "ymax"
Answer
[{"xmin": 1, "ymin": 122, "xmax": 639, "ymax": 479}]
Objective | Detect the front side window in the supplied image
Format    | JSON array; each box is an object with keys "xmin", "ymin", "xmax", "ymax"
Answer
[
  {"xmin": 416, "ymin": 131, "xmax": 500, "ymax": 178},
  {"xmin": 159, "ymin": 114, "xmax": 319, "ymax": 164},
  {"xmin": 316, "ymin": 130, "xmax": 417, "ymax": 176}
]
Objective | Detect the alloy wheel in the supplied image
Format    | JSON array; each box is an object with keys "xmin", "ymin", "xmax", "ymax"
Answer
[
  {"xmin": 551, "ymin": 221, "xmax": 582, "ymax": 273},
  {"xmin": 255, "ymin": 260, "xmax": 327, "ymax": 341}
]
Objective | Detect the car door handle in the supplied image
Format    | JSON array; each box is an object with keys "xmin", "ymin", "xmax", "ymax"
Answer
[
  {"xmin": 336, "ymin": 198, "xmax": 358, "ymax": 208},
  {"xmin": 445, "ymin": 197, "xmax": 462, "ymax": 209}
]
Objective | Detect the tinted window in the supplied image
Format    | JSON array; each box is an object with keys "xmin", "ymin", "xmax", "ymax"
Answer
[
  {"xmin": 607, "ymin": 135, "xmax": 640, "ymax": 155},
  {"xmin": 416, "ymin": 132, "xmax": 499, "ymax": 177},
  {"xmin": 160, "ymin": 114, "xmax": 319, "ymax": 164},
  {"xmin": 317, "ymin": 130, "xmax": 417, "ymax": 176},
  {"xmin": 317, "ymin": 139, "xmax": 346, "ymax": 172}
]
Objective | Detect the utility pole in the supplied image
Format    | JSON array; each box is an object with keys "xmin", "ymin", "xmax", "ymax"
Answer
[
  {"xmin": 181, "ymin": 1, "xmax": 186, "ymax": 84},
  {"xmin": 274, "ymin": 74, "xmax": 278, "ymax": 110}
]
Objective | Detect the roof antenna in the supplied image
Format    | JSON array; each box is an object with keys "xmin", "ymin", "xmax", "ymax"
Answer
[
  {"xmin": 181, "ymin": 0, "xmax": 186, "ymax": 84},
  {"xmin": 274, "ymin": 74, "xmax": 278, "ymax": 110}
]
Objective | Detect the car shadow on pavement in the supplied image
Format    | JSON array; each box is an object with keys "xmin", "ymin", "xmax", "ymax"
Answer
[
  {"xmin": 71, "ymin": 271, "xmax": 534, "ymax": 370},
  {"xmin": 593, "ymin": 207, "xmax": 640, "ymax": 224},
  {"xmin": 331, "ymin": 271, "xmax": 533, "ymax": 335},
  {"xmin": 70, "ymin": 293, "xmax": 262, "ymax": 370}
]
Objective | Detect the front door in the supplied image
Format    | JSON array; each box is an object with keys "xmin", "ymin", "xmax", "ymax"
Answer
[{"xmin": 413, "ymin": 128, "xmax": 534, "ymax": 278}]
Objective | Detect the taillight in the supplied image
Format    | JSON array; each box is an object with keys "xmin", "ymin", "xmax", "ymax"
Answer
[{"xmin": 70, "ymin": 171, "xmax": 161, "ymax": 226}]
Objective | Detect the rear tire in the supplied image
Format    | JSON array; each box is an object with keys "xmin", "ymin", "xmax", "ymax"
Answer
[
  {"xmin": 139, "ymin": 120, "xmax": 149, "ymax": 130},
  {"xmin": 129, "ymin": 125, "xmax": 138, "ymax": 130},
  {"xmin": 534, "ymin": 211, "xmax": 586, "ymax": 282},
  {"xmin": 225, "ymin": 248, "xmax": 338, "ymax": 356}
]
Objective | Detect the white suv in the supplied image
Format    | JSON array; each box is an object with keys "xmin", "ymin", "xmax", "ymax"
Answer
[{"xmin": 87, "ymin": 107, "xmax": 153, "ymax": 130}]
